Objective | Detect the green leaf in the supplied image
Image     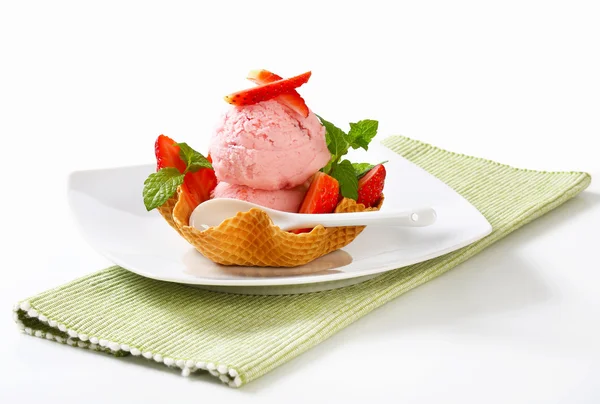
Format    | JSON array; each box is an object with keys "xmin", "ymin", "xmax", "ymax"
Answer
[
  {"xmin": 317, "ymin": 115, "xmax": 349, "ymax": 161},
  {"xmin": 348, "ymin": 119, "xmax": 378, "ymax": 151},
  {"xmin": 178, "ymin": 142, "xmax": 212, "ymax": 172},
  {"xmin": 352, "ymin": 160, "xmax": 388, "ymax": 179},
  {"xmin": 330, "ymin": 159, "xmax": 358, "ymax": 200},
  {"xmin": 352, "ymin": 162, "xmax": 375, "ymax": 178},
  {"xmin": 143, "ymin": 167, "xmax": 185, "ymax": 211}
]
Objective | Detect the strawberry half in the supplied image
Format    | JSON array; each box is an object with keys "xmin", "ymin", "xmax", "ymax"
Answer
[
  {"xmin": 154, "ymin": 134, "xmax": 217, "ymax": 208},
  {"xmin": 299, "ymin": 172, "xmax": 340, "ymax": 214},
  {"xmin": 225, "ymin": 71, "xmax": 311, "ymax": 107},
  {"xmin": 155, "ymin": 134, "xmax": 186, "ymax": 173},
  {"xmin": 182, "ymin": 155, "xmax": 217, "ymax": 207},
  {"xmin": 357, "ymin": 164, "xmax": 386, "ymax": 208},
  {"xmin": 290, "ymin": 172, "xmax": 339, "ymax": 233},
  {"xmin": 247, "ymin": 70, "xmax": 310, "ymax": 117}
]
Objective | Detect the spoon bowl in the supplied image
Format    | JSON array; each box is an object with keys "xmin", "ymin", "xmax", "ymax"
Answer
[{"xmin": 189, "ymin": 198, "xmax": 436, "ymax": 231}]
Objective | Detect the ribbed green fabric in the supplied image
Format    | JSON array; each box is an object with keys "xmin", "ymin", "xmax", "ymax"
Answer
[{"xmin": 14, "ymin": 136, "xmax": 591, "ymax": 387}]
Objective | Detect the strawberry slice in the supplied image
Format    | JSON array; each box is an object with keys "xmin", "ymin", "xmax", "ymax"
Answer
[
  {"xmin": 247, "ymin": 69, "xmax": 283, "ymax": 83},
  {"xmin": 299, "ymin": 172, "xmax": 340, "ymax": 214},
  {"xmin": 225, "ymin": 71, "xmax": 311, "ymax": 107},
  {"xmin": 357, "ymin": 164, "xmax": 386, "ymax": 208},
  {"xmin": 291, "ymin": 172, "xmax": 339, "ymax": 233},
  {"xmin": 247, "ymin": 70, "xmax": 310, "ymax": 117},
  {"xmin": 179, "ymin": 183, "xmax": 199, "ymax": 209},
  {"xmin": 154, "ymin": 134, "xmax": 217, "ymax": 208},
  {"xmin": 183, "ymin": 158, "xmax": 217, "ymax": 207},
  {"xmin": 155, "ymin": 134, "xmax": 186, "ymax": 173}
]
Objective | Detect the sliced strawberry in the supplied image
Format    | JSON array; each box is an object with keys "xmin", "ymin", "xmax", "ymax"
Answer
[
  {"xmin": 291, "ymin": 172, "xmax": 339, "ymax": 233},
  {"xmin": 299, "ymin": 172, "xmax": 339, "ymax": 214},
  {"xmin": 247, "ymin": 70, "xmax": 309, "ymax": 117},
  {"xmin": 277, "ymin": 93, "xmax": 310, "ymax": 118},
  {"xmin": 225, "ymin": 71, "xmax": 311, "ymax": 107},
  {"xmin": 247, "ymin": 69, "xmax": 283, "ymax": 83},
  {"xmin": 179, "ymin": 183, "xmax": 198, "ymax": 209},
  {"xmin": 357, "ymin": 164, "xmax": 386, "ymax": 208},
  {"xmin": 155, "ymin": 134, "xmax": 186, "ymax": 173},
  {"xmin": 183, "ymin": 167, "xmax": 217, "ymax": 207},
  {"xmin": 154, "ymin": 135, "xmax": 217, "ymax": 208}
]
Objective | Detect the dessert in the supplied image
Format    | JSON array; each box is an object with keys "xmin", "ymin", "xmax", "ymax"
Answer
[
  {"xmin": 143, "ymin": 70, "xmax": 387, "ymax": 267},
  {"xmin": 209, "ymin": 99, "xmax": 329, "ymax": 191}
]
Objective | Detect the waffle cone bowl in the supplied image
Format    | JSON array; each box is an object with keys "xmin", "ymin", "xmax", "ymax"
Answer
[{"xmin": 157, "ymin": 187, "xmax": 383, "ymax": 267}]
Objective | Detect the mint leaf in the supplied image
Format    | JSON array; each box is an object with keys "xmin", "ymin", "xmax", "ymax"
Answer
[
  {"xmin": 353, "ymin": 160, "xmax": 388, "ymax": 179},
  {"xmin": 317, "ymin": 115, "xmax": 380, "ymax": 178},
  {"xmin": 352, "ymin": 162, "xmax": 375, "ymax": 178},
  {"xmin": 143, "ymin": 167, "xmax": 184, "ymax": 211},
  {"xmin": 348, "ymin": 119, "xmax": 378, "ymax": 151},
  {"xmin": 317, "ymin": 115, "xmax": 348, "ymax": 162},
  {"xmin": 178, "ymin": 142, "xmax": 212, "ymax": 172},
  {"xmin": 330, "ymin": 159, "xmax": 358, "ymax": 200}
]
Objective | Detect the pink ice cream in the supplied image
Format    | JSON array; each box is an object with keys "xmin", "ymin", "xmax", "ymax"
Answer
[
  {"xmin": 212, "ymin": 182, "xmax": 307, "ymax": 213},
  {"xmin": 209, "ymin": 100, "xmax": 330, "ymax": 191}
]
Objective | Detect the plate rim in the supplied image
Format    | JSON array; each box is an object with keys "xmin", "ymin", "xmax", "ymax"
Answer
[{"xmin": 89, "ymin": 223, "xmax": 492, "ymax": 286}]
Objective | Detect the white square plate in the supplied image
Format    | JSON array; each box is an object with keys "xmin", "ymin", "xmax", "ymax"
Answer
[{"xmin": 68, "ymin": 141, "xmax": 492, "ymax": 294}]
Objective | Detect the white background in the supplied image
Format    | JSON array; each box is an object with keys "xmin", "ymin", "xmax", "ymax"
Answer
[{"xmin": 1, "ymin": 1, "xmax": 599, "ymax": 402}]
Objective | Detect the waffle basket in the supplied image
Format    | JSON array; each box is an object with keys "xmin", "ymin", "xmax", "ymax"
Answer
[{"xmin": 157, "ymin": 187, "xmax": 383, "ymax": 267}]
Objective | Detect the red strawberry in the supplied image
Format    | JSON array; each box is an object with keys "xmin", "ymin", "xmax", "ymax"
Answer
[
  {"xmin": 290, "ymin": 172, "xmax": 339, "ymax": 233},
  {"xmin": 225, "ymin": 71, "xmax": 311, "ymax": 107},
  {"xmin": 179, "ymin": 183, "xmax": 199, "ymax": 209},
  {"xmin": 357, "ymin": 164, "xmax": 386, "ymax": 208},
  {"xmin": 154, "ymin": 134, "xmax": 217, "ymax": 208},
  {"xmin": 183, "ymin": 163, "xmax": 217, "ymax": 207},
  {"xmin": 299, "ymin": 172, "xmax": 339, "ymax": 214},
  {"xmin": 247, "ymin": 69, "xmax": 283, "ymax": 83},
  {"xmin": 247, "ymin": 70, "xmax": 310, "ymax": 117},
  {"xmin": 155, "ymin": 134, "xmax": 186, "ymax": 173}
]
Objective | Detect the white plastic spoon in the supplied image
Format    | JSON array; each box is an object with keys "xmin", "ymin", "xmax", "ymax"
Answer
[{"xmin": 189, "ymin": 198, "xmax": 437, "ymax": 231}]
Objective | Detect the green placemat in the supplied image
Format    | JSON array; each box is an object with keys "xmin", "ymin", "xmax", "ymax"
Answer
[{"xmin": 13, "ymin": 136, "xmax": 591, "ymax": 387}]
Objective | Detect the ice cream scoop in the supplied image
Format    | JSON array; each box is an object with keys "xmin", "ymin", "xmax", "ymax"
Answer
[
  {"xmin": 212, "ymin": 182, "xmax": 307, "ymax": 213},
  {"xmin": 209, "ymin": 100, "xmax": 330, "ymax": 190},
  {"xmin": 190, "ymin": 198, "xmax": 437, "ymax": 231}
]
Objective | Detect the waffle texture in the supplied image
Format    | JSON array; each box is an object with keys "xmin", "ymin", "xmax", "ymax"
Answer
[
  {"xmin": 13, "ymin": 136, "xmax": 591, "ymax": 387},
  {"xmin": 159, "ymin": 189, "xmax": 381, "ymax": 267}
]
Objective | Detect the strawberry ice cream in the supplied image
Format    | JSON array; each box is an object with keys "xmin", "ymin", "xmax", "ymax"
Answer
[
  {"xmin": 212, "ymin": 182, "xmax": 307, "ymax": 213},
  {"xmin": 209, "ymin": 100, "xmax": 329, "ymax": 191}
]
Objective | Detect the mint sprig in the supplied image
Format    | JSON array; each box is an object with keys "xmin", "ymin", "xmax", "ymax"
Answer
[
  {"xmin": 319, "ymin": 116, "xmax": 348, "ymax": 174},
  {"xmin": 348, "ymin": 119, "xmax": 378, "ymax": 151},
  {"xmin": 143, "ymin": 142, "xmax": 212, "ymax": 211},
  {"xmin": 178, "ymin": 142, "xmax": 212, "ymax": 172},
  {"xmin": 318, "ymin": 115, "xmax": 382, "ymax": 200},
  {"xmin": 330, "ymin": 159, "xmax": 358, "ymax": 200},
  {"xmin": 143, "ymin": 168, "xmax": 185, "ymax": 211}
]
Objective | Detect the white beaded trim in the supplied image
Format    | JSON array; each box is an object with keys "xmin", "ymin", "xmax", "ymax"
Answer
[{"xmin": 13, "ymin": 301, "xmax": 242, "ymax": 387}]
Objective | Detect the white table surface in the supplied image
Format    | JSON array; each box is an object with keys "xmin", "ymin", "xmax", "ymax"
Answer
[{"xmin": 1, "ymin": 1, "xmax": 599, "ymax": 402}]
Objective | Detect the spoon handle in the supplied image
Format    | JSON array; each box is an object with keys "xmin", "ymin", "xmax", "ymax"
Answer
[{"xmin": 284, "ymin": 208, "xmax": 437, "ymax": 231}]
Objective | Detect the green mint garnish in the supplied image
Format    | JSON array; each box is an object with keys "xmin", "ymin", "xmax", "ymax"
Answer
[
  {"xmin": 330, "ymin": 159, "xmax": 359, "ymax": 200},
  {"xmin": 143, "ymin": 142, "xmax": 212, "ymax": 211},
  {"xmin": 178, "ymin": 142, "xmax": 212, "ymax": 172},
  {"xmin": 143, "ymin": 168, "xmax": 185, "ymax": 211},
  {"xmin": 319, "ymin": 116, "xmax": 348, "ymax": 158},
  {"xmin": 348, "ymin": 119, "xmax": 378, "ymax": 151},
  {"xmin": 317, "ymin": 115, "xmax": 383, "ymax": 200}
]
